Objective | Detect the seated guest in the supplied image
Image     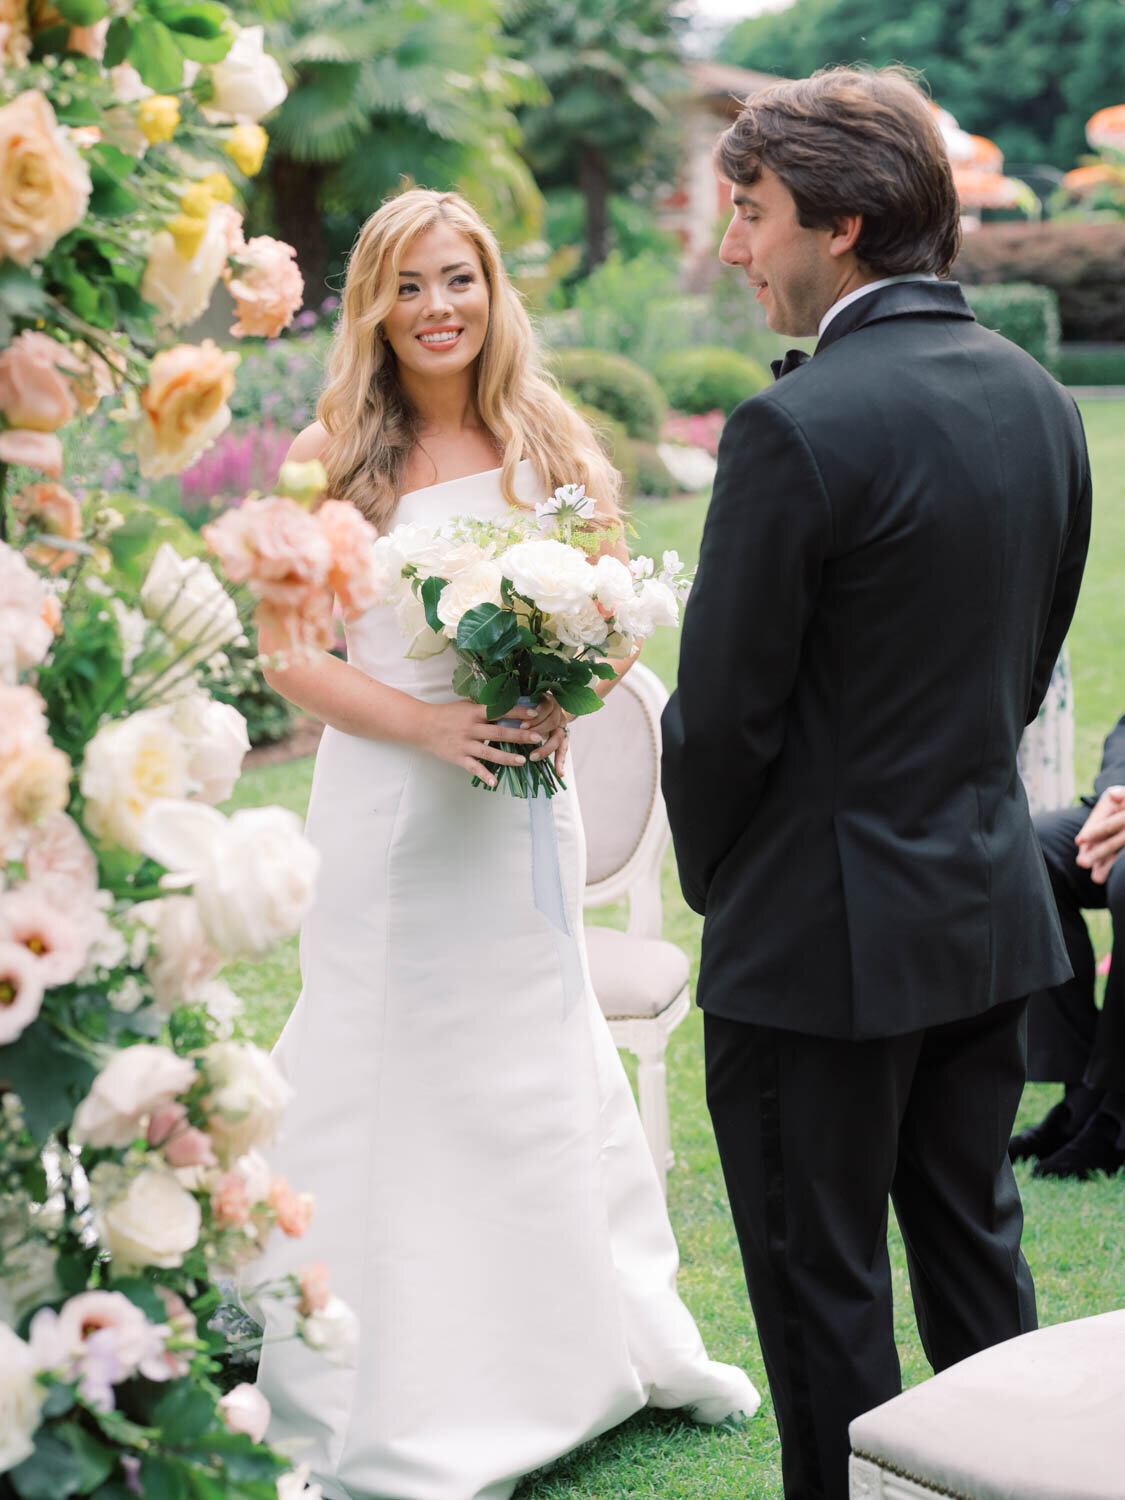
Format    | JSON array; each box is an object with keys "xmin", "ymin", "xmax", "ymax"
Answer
[{"xmin": 1010, "ymin": 714, "xmax": 1125, "ymax": 1178}]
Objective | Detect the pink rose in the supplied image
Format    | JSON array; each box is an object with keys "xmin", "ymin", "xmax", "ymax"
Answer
[
  {"xmin": 211, "ymin": 1169, "xmax": 253, "ymax": 1228},
  {"xmin": 0, "ymin": 331, "xmax": 81, "ymax": 432},
  {"xmin": 225, "ymin": 235, "xmax": 304, "ymax": 339},
  {"xmin": 147, "ymin": 1101, "xmax": 217, "ymax": 1169},
  {"xmin": 67, "ymin": 19, "xmax": 109, "ymax": 60},
  {"xmin": 204, "ymin": 496, "xmax": 331, "ymax": 607},
  {"xmin": 268, "ymin": 1177, "xmax": 314, "ymax": 1238},
  {"xmin": 0, "ymin": 429, "xmax": 63, "ymax": 476},
  {"xmin": 71, "ymin": 1045, "xmax": 199, "ymax": 1149},
  {"xmin": 218, "ymin": 1382, "xmax": 271, "ymax": 1443},
  {"xmin": 298, "ymin": 1260, "xmax": 331, "ymax": 1317},
  {"xmin": 255, "ymin": 589, "xmax": 336, "ymax": 659},
  {"xmin": 23, "ymin": 813, "xmax": 99, "ymax": 913},
  {"xmin": 0, "ymin": 940, "xmax": 45, "ymax": 1044},
  {"xmin": 317, "ymin": 500, "xmax": 382, "ymax": 619}
]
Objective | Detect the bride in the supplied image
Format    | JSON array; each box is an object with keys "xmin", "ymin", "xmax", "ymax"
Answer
[{"xmin": 251, "ymin": 188, "xmax": 758, "ymax": 1500}]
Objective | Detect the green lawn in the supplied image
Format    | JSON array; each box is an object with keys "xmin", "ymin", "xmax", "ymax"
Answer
[{"xmin": 225, "ymin": 400, "xmax": 1125, "ymax": 1498}]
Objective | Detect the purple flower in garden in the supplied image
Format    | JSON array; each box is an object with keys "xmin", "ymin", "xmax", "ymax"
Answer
[
  {"xmin": 320, "ymin": 295, "xmax": 340, "ymax": 312},
  {"xmin": 295, "ymin": 310, "xmax": 318, "ymax": 329}
]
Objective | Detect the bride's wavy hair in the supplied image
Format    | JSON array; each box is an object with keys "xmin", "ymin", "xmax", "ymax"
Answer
[{"xmin": 317, "ymin": 189, "xmax": 620, "ymax": 532}]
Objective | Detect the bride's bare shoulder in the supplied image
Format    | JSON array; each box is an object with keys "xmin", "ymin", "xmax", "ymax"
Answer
[{"xmin": 286, "ymin": 420, "xmax": 329, "ymax": 463}]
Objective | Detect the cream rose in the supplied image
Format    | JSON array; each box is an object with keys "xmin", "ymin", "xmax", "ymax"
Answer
[
  {"xmin": 0, "ymin": 331, "xmax": 80, "ymax": 432},
  {"xmin": 91, "ymin": 1164, "xmax": 202, "ymax": 1270},
  {"xmin": 132, "ymin": 895, "xmax": 221, "ymax": 1014},
  {"xmin": 550, "ymin": 597, "xmax": 610, "ymax": 651},
  {"xmin": 590, "ymin": 553, "xmax": 635, "ymax": 612},
  {"xmin": 141, "ymin": 209, "xmax": 230, "ymax": 331},
  {"xmin": 393, "ymin": 590, "xmax": 448, "ymax": 660},
  {"xmin": 0, "ymin": 1322, "xmax": 45, "ymax": 1471},
  {"xmin": 72, "ymin": 1044, "xmax": 199, "ymax": 1149},
  {"xmin": 139, "ymin": 799, "xmax": 320, "ymax": 959},
  {"xmin": 204, "ymin": 26, "xmax": 288, "ymax": 123},
  {"xmin": 80, "ymin": 708, "xmax": 195, "ymax": 852},
  {"xmin": 226, "ymin": 235, "xmax": 304, "ymax": 339},
  {"xmin": 218, "ymin": 1383, "xmax": 271, "ymax": 1443},
  {"xmin": 133, "ymin": 340, "xmax": 240, "ymax": 480},
  {"xmin": 0, "ymin": 90, "xmax": 91, "ymax": 266},
  {"xmin": 435, "ymin": 559, "xmax": 504, "ymax": 638},
  {"xmin": 140, "ymin": 543, "xmax": 244, "ymax": 654},
  {"xmin": 200, "ymin": 1040, "xmax": 293, "ymax": 1163},
  {"xmin": 168, "ymin": 693, "xmax": 250, "ymax": 804},
  {"xmin": 499, "ymin": 538, "xmax": 596, "ymax": 615}
]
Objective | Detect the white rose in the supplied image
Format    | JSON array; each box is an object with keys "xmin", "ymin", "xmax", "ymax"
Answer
[
  {"xmin": 139, "ymin": 800, "xmax": 320, "ymax": 959},
  {"xmin": 72, "ymin": 1044, "xmax": 198, "ymax": 1148},
  {"xmin": 613, "ymin": 578, "xmax": 680, "ymax": 642},
  {"xmin": 394, "ymin": 591, "xmax": 448, "ymax": 660},
  {"xmin": 91, "ymin": 1165, "xmax": 201, "ymax": 1270},
  {"xmin": 168, "ymin": 693, "xmax": 249, "ymax": 804},
  {"xmin": 590, "ymin": 554, "xmax": 634, "ymax": 612},
  {"xmin": 201, "ymin": 1040, "xmax": 293, "ymax": 1164},
  {"xmin": 499, "ymin": 539, "xmax": 595, "ymax": 615},
  {"xmin": 132, "ymin": 895, "xmax": 222, "ymax": 1015},
  {"xmin": 141, "ymin": 210, "xmax": 230, "ymax": 331},
  {"xmin": 218, "ymin": 1382, "xmax": 271, "ymax": 1443},
  {"xmin": 367, "ymin": 534, "xmax": 409, "ymax": 604},
  {"xmin": 435, "ymin": 560, "xmax": 504, "ymax": 639},
  {"xmin": 277, "ymin": 1465, "xmax": 324, "ymax": 1500},
  {"xmin": 550, "ymin": 597, "xmax": 610, "ymax": 651},
  {"xmin": 80, "ymin": 708, "xmax": 194, "ymax": 852},
  {"xmin": 300, "ymin": 1294, "xmax": 359, "ymax": 1366},
  {"xmin": 0, "ymin": 1322, "xmax": 45, "ymax": 1471},
  {"xmin": 391, "ymin": 523, "xmax": 486, "ymax": 581},
  {"xmin": 204, "ymin": 26, "xmax": 287, "ymax": 124},
  {"xmin": 140, "ymin": 544, "xmax": 243, "ymax": 653}
]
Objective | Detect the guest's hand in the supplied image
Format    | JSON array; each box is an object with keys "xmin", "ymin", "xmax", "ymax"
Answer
[
  {"xmin": 417, "ymin": 699, "xmax": 541, "ymax": 789},
  {"xmin": 1075, "ymin": 785, "xmax": 1125, "ymax": 884},
  {"xmin": 526, "ymin": 693, "xmax": 573, "ymax": 779}
]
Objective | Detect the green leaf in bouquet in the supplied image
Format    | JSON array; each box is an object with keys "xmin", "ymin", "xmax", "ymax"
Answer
[
  {"xmin": 0, "ymin": 1023, "xmax": 97, "ymax": 1147},
  {"xmin": 194, "ymin": 1431, "xmax": 284, "ymax": 1482},
  {"xmin": 41, "ymin": 1383, "xmax": 78, "ymax": 1419},
  {"xmin": 551, "ymin": 683, "xmax": 604, "ymax": 717},
  {"xmin": 150, "ymin": 2, "xmax": 234, "ymax": 63},
  {"xmin": 130, "ymin": 16, "xmax": 187, "ymax": 93},
  {"xmin": 139, "ymin": 1454, "xmax": 190, "ymax": 1500},
  {"xmin": 102, "ymin": 16, "xmax": 132, "ymax": 68},
  {"xmin": 88, "ymin": 1406, "xmax": 157, "ymax": 1449},
  {"xmin": 588, "ymin": 661, "xmax": 618, "ymax": 680},
  {"xmin": 8, "ymin": 1430, "xmax": 83, "ymax": 1499},
  {"xmin": 419, "ymin": 574, "xmax": 448, "ymax": 635},
  {"xmin": 480, "ymin": 673, "xmax": 520, "ymax": 720},
  {"xmin": 57, "ymin": 0, "xmax": 110, "ymax": 24},
  {"xmin": 54, "ymin": 96, "xmax": 104, "ymax": 128},
  {"xmin": 151, "ymin": 1382, "xmax": 216, "ymax": 1447},
  {"xmin": 450, "ymin": 660, "xmax": 478, "ymax": 700},
  {"xmin": 89, "ymin": 169, "xmax": 141, "ymax": 220},
  {"xmin": 0, "ymin": 263, "xmax": 50, "ymax": 322},
  {"xmin": 456, "ymin": 605, "xmax": 522, "ymax": 661},
  {"xmin": 29, "ymin": 24, "xmax": 70, "ymax": 59},
  {"xmin": 184, "ymin": 1473, "xmax": 227, "ymax": 1500},
  {"xmin": 107, "ymin": 1276, "xmax": 170, "ymax": 1325},
  {"xmin": 57, "ymin": 1420, "xmax": 117, "ymax": 1494},
  {"xmin": 58, "ymin": 1245, "xmax": 98, "ymax": 1296}
]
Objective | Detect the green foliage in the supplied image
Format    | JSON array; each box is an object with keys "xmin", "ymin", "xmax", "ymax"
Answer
[
  {"xmin": 654, "ymin": 346, "xmax": 770, "ymax": 416},
  {"xmin": 567, "ymin": 396, "xmax": 639, "ymax": 500},
  {"xmin": 963, "ymin": 282, "xmax": 1061, "ymax": 371},
  {"xmin": 226, "ymin": 329, "xmax": 331, "ymax": 428},
  {"xmin": 564, "ymin": 251, "xmax": 688, "ymax": 367},
  {"xmin": 541, "ymin": 188, "xmax": 681, "ymax": 274},
  {"xmin": 552, "ymin": 348, "xmax": 667, "ymax": 440},
  {"xmin": 204, "ymin": 632, "xmax": 297, "ymax": 747},
  {"xmin": 1056, "ymin": 346, "xmax": 1125, "ymax": 386},
  {"xmin": 629, "ymin": 438, "xmax": 679, "ymax": 498},
  {"xmin": 719, "ymin": 0, "xmax": 1125, "ymax": 173}
]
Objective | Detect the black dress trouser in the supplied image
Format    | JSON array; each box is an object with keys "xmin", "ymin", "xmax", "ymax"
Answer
[
  {"xmin": 705, "ymin": 996, "xmax": 1037, "ymax": 1500},
  {"xmin": 1027, "ymin": 806, "xmax": 1125, "ymax": 1090}
]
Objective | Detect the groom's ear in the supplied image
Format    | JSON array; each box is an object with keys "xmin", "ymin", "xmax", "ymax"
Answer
[{"xmin": 827, "ymin": 213, "xmax": 863, "ymax": 260}]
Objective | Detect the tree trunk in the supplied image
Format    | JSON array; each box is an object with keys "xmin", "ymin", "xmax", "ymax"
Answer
[
  {"xmin": 267, "ymin": 154, "xmax": 332, "ymax": 308},
  {"xmin": 579, "ymin": 143, "xmax": 611, "ymax": 270}
]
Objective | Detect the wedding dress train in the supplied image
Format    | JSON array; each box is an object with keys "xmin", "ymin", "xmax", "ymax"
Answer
[{"xmin": 253, "ymin": 463, "xmax": 758, "ymax": 1500}]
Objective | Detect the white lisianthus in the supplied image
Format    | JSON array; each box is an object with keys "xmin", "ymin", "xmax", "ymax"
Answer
[
  {"xmin": 629, "ymin": 555, "xmax": 654, "ymax": 580},
  {"xmin": 72, "ymin": 1044, "xmax": 198, "ymax": 1149},
  {"xmin": 300, "ymin": 1294, "xmax": 359, "ymax": 1366},
  {"xmin": 138, "ymin": 800, "xmax": 320, "ymax": 959},
  {"xmin": 394, "ymin": 591, "xmax": 448, "ymax": 660},
  {"xmin": 218, "ymin": 1382, "xmax": 271, "ymax": 1443},
  {"xmin": 550, "ymin": 597, "xmax": 610, "ymax": 651},
  {"xmin": 590, "ymin": 554, "xmax": 634, "ymax": 612},
  {"xmin": 534, "ymin": 482, "xmax": 597, "ymax": 529},
  {"xmin": 0, "ymin": 1322, "xmax": 45, "ymax": 1471},
  {"xmin": 141, "ymin": 211, "xmax": 230, "ymax": 331},
  {"xmin": 614, "ymin": 578, "xmax": 680, "ymax": 642},
  {"xmin": 203, "ymin": 26, "xmax": 288, "ymax": 123},
  {"xmin": 132, "ymin": 895, "xmax": 222, "ymax": 1015},
  {"xmin": 91, "ymin": 1164, "xmax": 202, "ymax": 1270},
  {"xmin": 277, "ymin": 1464, "xmax": 324, "ymax": 1500},
  {"xmin": 140, "ymin": 544, "xmax": 243, "ymax": 653},
  {"xmin": 392, "ymin": 523, "xmax": 487, "ymax": 581},
  {"xmin": 168, "ymin": 693, "xmax": 249, "ymax": 804},
  {"xmin": 200, "ymin": 1040, "xmax": 293, "ymax": 1164},
  {"xmin": 80, "ymin": 708, "xmax": 194, "ymax": 852},
  {"xmin": 435, "ymin": 560, "xmax": 504, "ymax": 638},
  {"xmin": 499, "ymin": 538, "xmax": 596, "ymax": 615}
]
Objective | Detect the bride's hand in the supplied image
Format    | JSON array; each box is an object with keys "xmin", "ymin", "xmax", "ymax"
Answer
[
  {"xmin": 527, "ymin": 694, "xmax": 573, "ymax": 779},
  {"xmin": 416, "ymin": 699, "xmax": 542, "ymax": 789}
]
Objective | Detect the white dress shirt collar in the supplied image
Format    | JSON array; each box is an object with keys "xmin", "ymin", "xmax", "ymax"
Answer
[{"xmin": 817, "ymin": 273, "xmax": 941, "ymax": 340}]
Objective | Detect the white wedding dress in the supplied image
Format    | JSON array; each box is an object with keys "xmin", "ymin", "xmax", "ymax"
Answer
[{"xmin": 253, "ymin": 463, "xmax": 758, "ymax": 1500}]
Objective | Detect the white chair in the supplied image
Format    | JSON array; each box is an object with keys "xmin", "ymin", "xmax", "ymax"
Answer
[{"xmin": 570, "ymin": 661, "xmax": 691, "ymax": 1197}]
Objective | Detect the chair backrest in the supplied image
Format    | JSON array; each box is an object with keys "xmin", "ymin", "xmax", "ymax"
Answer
[{"xmin": 570, "ymin": 661, "xmax": 670, "ymax": 937}]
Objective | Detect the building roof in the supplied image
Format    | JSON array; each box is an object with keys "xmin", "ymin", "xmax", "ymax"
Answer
[{"xmin": 687, "ymin": 60, "xmax": 779, "ymax": 102}]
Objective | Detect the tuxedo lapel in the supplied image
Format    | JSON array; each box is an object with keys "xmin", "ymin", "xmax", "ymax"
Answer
[{"xmin": 814, "ymin": 280, "xmax": 975, "ymax": 357}]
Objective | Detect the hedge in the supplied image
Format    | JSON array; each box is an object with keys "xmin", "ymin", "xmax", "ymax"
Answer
[
  {"xmin": 1055, "ymin": 345, "xmax": 1125, "ymax": 386},
  {"xmin": 964, "ymin": 283, "xmax": 1061, "ymax": 371},
  {"xmin": 953, "ymin": 222, "xmax": 1125, "ymax": 342},
  {"xmin": 654, "ymin": 345, "xmax": 771, "ymax": 415},
  {"xmin": 564, "ymin": 392, "xmax": 639, "ymax": 500},
  {"xmin": 551, "ymin": 348, "xmax": 668, "ymax": 441}
]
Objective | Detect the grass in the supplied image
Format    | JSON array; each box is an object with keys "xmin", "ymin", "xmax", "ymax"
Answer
[{"xmin": 224, "ymin": 400, "xmax": 1125, "ymax": 1498}]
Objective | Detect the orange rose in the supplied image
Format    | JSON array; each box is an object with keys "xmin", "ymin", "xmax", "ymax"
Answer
[{"xmin": 133, "ymin": 340, "xmax": 239, "ymax": 479}]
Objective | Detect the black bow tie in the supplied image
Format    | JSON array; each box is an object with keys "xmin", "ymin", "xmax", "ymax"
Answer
[{"xmin": 770, "ymin": 348, "xmax": 811, "ymax": 380}]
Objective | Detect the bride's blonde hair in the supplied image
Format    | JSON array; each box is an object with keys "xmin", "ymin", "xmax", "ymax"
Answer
[{"xmin": 317, "ymin": 189, "xmax": 620, "ymax": 532}]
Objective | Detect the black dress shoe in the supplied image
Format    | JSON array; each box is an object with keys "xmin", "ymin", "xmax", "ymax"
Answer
[
  {"xmin": 1008, "ymin": 1098, "xmax": 1081, "ymax": 1163},
  {"xmin": 1032, "ymin": 1108, "xmax": 1125, "ymax": 1181}
]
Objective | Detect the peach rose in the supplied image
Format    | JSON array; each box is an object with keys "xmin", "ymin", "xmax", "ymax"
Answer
[
  {"xmin": 0, "ymin": 429, "xmax": 62, "ymax": 476},
  {"xmin": 0, "ymin": 331, "xmax": 81, "ymax": 432},
  {"xmin": 268, "ymin": 1177, "xmax": 314, "ymax": 1238},
  {"xmin": 316, "ymin": 500, "xmax": 382, "ymax": 618},
  {"xmin": 147, "ymin": 1101, "xmax": 217, "ymax": 1170},
  {"xmin": 204, "ymin": 495, "xmax": 331, "ymax": 608},
  {"xmin": 0, "ymin": 90, "xmax": 91, "ymax": 266},
  {"xmin": 211, "ymin": 1169, "xmax": 253, "ymax": 1228},
  {"xmin": 67, "ymin": 18, "xmax": 108, "ymax": 59},
  {"xmin": 225, "ymin": 235, "xmax": 304, "ymax": 338},
  {"xmin": 12, "ymin": 482, "xmax": 82, "ymax": 571},
  {"xmin": 298, "ymin": 1261, "xmax": 331, "ymax": 1317},
  {"xmin": 133, "ymin": 340, "xmax": 239, "ymax": 480},
  {"xmin": 67, "ymin": 341, "xmax": 123, "ymax": 415}
]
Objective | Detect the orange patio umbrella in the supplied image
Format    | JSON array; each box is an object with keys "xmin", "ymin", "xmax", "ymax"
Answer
[
  {"xmin": 1061, "ymin": 162, "xmax": 1125, "ymax": 195},
  {"xmin": 952, "ymin": 168, "xmax": 1026, "ymax": 210},
  {"xmin": 1086, "ymin": 105, "xmax": 1125, "ymax": 154}
]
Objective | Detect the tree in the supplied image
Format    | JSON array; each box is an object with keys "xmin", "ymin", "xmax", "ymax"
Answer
[
  {"xmin": 505, "ymin": 0, "xmax": 686, "ymax": 270},
  {"xmin": 719, "ymin": 0, "xmax": 1125, "ymax": 172},
  {"xmin": 242, "ymin": 0, "xmax": 544, "ymax": 298}
]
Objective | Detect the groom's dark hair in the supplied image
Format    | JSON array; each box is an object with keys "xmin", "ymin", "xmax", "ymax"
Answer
[{"xmin": 715, "ymin": 66, "xmax": 961, "ymax": 277}]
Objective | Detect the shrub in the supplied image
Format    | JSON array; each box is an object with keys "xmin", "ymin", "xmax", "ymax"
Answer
[
  {"xmin": 1055, "ymin": 345, "xmax": 1125, "ymax": 386},
  {"xmin": 953, "ymin": 222, "xmax": 1125, "ymax": 341},
  {"xmin": 565, "ymin": 392, "xmax": 639, "ymax": 500},
  {"xmin": 662, "ymin": 409, "xmax": 726, "ymax": 457},
  {"xmin": 963, "ymin": 283, "xmax": 1061, "ymax": 371},
  {"xmin": 206, "ymin": 632, "xmax": 297, "ymax": 747},
  {"xmin": 630, "ymin": 440, "xmax": 680, "ymax": 499},
  {"xmin": 226, "ymin": 328, "xmax": 331, "ymax": 427},
  {"xmin": 655, "ymin": 346, "xmax": 771, "ymax": 415},
  {"xmin": 565, "ymin": 250, "xmax": 689, "ymax": 367},
  {"xmin": 552, "ymin": 349, "xmax": 667, "ymax": 440},
  {"xmin": 178, "ymin": 422, "xmax": 293, "ymax": 526}
]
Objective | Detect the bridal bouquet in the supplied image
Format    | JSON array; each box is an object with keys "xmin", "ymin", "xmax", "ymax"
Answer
[{"xmin": 369, "ymin": 485, "xmax": 693, "ymax": 797}]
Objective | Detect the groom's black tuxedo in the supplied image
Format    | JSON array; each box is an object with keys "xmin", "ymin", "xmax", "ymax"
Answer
[{"xmin": 661, "ymin": 281, "xmax": 1092, "ymax": 1500}]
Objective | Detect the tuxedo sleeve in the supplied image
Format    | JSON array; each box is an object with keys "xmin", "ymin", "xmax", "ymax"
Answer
[
  {"xmin": 660, "ymin": 396, "xmax": 832, "ymax": 914},
  {"xmin": 1027, "ymin": 424, "xmax": 1092, "ymax": 724}
]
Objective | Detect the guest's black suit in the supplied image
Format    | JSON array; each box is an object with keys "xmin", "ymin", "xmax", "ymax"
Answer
[{"xmin": 661, "ymin": 281, "xmax": 1092, "ymax": 1500}]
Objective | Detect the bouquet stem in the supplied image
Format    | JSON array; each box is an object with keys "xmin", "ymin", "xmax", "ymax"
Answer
[{"xmin": 472, "ymin": 696, "xmax": 567, "ymax": 798}]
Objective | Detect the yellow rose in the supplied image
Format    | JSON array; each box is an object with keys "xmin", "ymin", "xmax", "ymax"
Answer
[
  {"xmin": 179, "ymin": 182, "xmax": 214, "ymax": 220},
  {"xmin": 167, "ymin": 213, "xmax": 208, "ymax": 260},
  {"xmin": 133, "ymin": 340, "xmax": 240, "ymax": 480},
  {"xmin": 138, "ymin": 95, "xmax": 180, "ymax": 146},
  {"xmin": 223, "ymin": 123, "xmax": 268, "ymax": 177},
  {"xmin": 0, "ymin": 91, "xmax": 92, "ymax": 267},
  {"xmin": 201, "ymin": 171, "xmax": 235, "ymax": 204}
]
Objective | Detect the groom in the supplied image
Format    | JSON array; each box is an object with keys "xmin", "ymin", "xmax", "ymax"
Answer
[{"xmin": 661, "ymin": 67, "xmax": 1092, "ymax": 1500}]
